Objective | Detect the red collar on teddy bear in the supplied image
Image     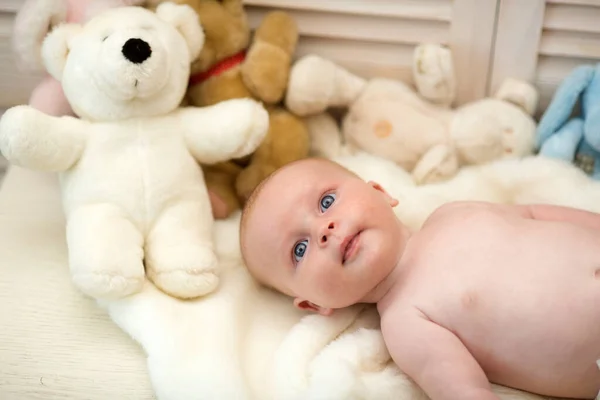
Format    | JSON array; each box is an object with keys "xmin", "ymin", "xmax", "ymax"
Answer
[{"xmin": 189, "ymin": 50, "xmax": 247, "ymax": 87}]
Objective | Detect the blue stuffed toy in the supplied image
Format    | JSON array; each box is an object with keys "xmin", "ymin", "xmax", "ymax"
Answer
[{"xmin": 536, "ymin": 64, "xmax": 600, "ymax": 179}]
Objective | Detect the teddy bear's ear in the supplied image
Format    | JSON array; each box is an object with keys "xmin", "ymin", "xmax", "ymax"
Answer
[
  {"xmin": 41, "ymin": 24, "xmax": 82, "ymax": 81},
  {"xmin": 156, "ymin": 2, "xmax": 205, "ymax": 61},
  {"xmin": 493, "ymin": 78, "xmax": 539, "ymax": 116}
]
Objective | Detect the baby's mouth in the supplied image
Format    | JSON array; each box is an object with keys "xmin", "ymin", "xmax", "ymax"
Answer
[{"xmin": 341, "ymin": 232, "xmax": 361, "ymax": 264}]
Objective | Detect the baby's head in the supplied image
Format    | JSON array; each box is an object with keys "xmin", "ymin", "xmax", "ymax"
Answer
[{"xmin": 240, "ymin": 158, "xmax": 404, "ymax": 315}]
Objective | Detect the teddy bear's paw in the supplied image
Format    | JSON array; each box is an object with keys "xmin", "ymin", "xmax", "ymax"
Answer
[
  {"xmin": 147, "ymin": 245, "xmax": 220, "ymax": 299},
  {"xmin": 286, "ymin": 55, "xmax": 338, "ymax": 116},
  {"xmin": 242, "ymin": 42, "xmax": 290, "ymax": 104},
  {"xmin": 153, "ymin": 269, "xmax": 220, "ymax": 299},
  {"xmin": 0, "ymin": 105, "xmax": 41, "ymax": 162},
  {"xmin": 412, "ymin": 144, "xmax": 459, "ymax": 185},
  {"xmin": 233, "ymin": 100, "xmax": 270, "ymax": 159},
  {"xmin": 72, "ymin": 272, "xmax": 145, "ymax": 300}
]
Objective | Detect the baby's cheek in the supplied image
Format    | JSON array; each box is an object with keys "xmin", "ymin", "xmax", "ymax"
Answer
[{"xmin": 311, "ymin": 268, "xmax": 344, "ymax": 300}]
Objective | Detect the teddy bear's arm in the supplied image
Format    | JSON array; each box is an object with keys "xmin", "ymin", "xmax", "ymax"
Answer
[
  {"xmin": 0, "ymin": 105, "xmax": 87, "ymax": 172},
  {"xmin": 179, "ymin": 99, "xmax": 269, "ymax": 164},
  {"xmin": 242, "ymin": 11, "xmax": 298, "ymax": 104}
]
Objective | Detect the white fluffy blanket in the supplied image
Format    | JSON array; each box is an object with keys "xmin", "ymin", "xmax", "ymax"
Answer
[{"xmin": 102, "ymin": 153, "xmax": 599, "ymax": 400}]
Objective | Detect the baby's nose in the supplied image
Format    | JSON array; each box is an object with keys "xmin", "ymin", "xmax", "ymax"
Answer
[{"xmin": 319, "ymin": 222, "xmax": 336, "ymax": 245}]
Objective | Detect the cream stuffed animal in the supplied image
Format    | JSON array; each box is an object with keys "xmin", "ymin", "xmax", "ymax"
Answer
[
  {"xmin": 0, "ymin": 3, "xmax": 269, "ymax": 300},
  {"xmin": 12, "ymin": 0, "xmax": 146, "ymax": 116},
  {"xmin": 286, "ymin": 44, "xmax": 539, "ymax": 185}
]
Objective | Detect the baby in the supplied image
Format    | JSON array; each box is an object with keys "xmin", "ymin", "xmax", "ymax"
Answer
[{"xmin": 240, "ymin": 158, "xmax": 600, "ymax": 400}]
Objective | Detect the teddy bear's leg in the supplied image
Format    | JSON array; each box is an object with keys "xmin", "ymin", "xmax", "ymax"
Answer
[
  {"xmin": 203, "ymin": 162, "xmax": 243, "ymax": 220},
  {"xmin": 145, "ymin": 200, "xmax": 219, "ymax": 299},
  {"xmin": 235, "ymin": 107, "xmax": 310, "ymax": 202},
  {"xmin": 67, "ymin": 204, "xmax": 145, "ymax": 299},
  {"xmin": 304, "ymin": 112, "xmax": 344, "ymax": 159}
]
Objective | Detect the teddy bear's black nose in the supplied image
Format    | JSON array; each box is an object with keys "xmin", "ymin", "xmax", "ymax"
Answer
[{"xmin": 122, "ymin": 38, "xmax": 152, "ymax": 64}]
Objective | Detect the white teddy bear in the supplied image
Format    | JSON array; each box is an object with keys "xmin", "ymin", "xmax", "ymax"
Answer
[{"xmin": 0, "ymin": 3, "xmax": 269, "ymax": 300}]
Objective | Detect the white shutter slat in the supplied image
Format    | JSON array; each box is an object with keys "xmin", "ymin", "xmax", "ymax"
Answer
[
  {"xmin": 488, "ymin": 0, "xmax": 545, "ymax": 96},
  {"xmin": 536, "ymin": 54, "xmax": 598, "ymax": 85},
  {"xmin": 243, "ymin": 0, "xmax": 452, "ymax": 22},
  {"xmin": 546, "ymin": 0, "xmax": 600, "ymax": 6},
  {"xmin": 295, "ymin": 36, "xmax": 415, "ymax": 83},
  {"xmin": 539, "ymin": 30, "xmax": 600, "ymax": 59},
  {"xmin": 538, "ymin": 2, "xmax": 600, "ymax": 112},
  {"xmin": 449, "ymin": 0, "xmax": 499, "ymax": 104},
  {"xmin": 544, "ymin": 3, "xmax": 600, "ymax": 34},
  {"xmin": 246, "ymin": 9, "xmax": 449, "ymax": 46},
  {"xmin": 244, "ymin": 0, "xmax": 454, "ymax": 83}
]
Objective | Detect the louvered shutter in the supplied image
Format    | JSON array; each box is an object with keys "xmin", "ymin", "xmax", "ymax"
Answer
[
  {"xmin": 244, "ymin": 0, "xmax": 499, "ymax": 105},
  {"xmin": 490, "ymin": 0, "xmax": 600, "ymax": 116}
]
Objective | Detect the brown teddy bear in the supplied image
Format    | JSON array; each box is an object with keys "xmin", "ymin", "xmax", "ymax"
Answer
[{"xmin": 147, "ymin": 0, "xmax": 310, "ymax": 218}]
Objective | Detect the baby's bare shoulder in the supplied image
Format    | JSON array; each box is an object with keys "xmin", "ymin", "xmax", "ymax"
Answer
[{"xmin": 423, "ymin": 201, "xmax": 510, "ymax": 228}]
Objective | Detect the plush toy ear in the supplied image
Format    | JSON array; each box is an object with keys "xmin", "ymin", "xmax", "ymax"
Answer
[
  {"xmin": 41, "ymin": 24, "xmax": 82, "ymax": 81},
  {"xmin": 493, "ymin": 78, "xmax": 539, "ymax": 116},
  {"xmin": 156, "ymin": 2, "xmax": 204, "ymax": 61},
  {"xmin": 12, "ymin": 0, "xmax": 68, "ymax": 71}
]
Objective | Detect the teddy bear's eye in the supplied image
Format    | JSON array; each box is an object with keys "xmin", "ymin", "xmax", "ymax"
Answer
[{"xmin": 102, "ymin": 36, "xmax": 109, "ymax": 42}]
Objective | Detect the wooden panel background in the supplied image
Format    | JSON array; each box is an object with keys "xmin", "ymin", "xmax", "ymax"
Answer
[
  {"xmin": 2, "ymin": 0, "xmax": 600, "ymax": 113},
  {"xmin": 244, "ymin": 0, "xmax": 498, "ymax": 105},
  {"xmin": 490, "ymin": 0, "xmax": 600, "ymax": 116}
]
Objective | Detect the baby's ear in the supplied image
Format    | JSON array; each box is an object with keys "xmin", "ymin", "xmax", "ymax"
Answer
[
  {"xmin": 156, "ymin": 2, "xmax": 205, "ymax": 61},
  {"xmin": 293, "ymin": 299, "xmax": 333, "ymax": 316},
  {"xmin": 42, "ymin": 23, "xmax": 82, "ymax": 81},
  {"xmin": 368, "ymin": 181, "xmax": 399, "ymax": 207}
]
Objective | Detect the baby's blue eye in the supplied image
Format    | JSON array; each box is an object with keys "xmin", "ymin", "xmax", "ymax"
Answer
[
  {"xmin": 293, "ymin": 240, "xmax": 308, "ymax": 263},
  {"xmin": 320, "ymin": 193, "xmax": 336, "ymax": 212}
]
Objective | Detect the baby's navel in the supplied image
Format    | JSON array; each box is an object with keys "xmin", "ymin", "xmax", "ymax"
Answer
[{"xmin": 594, "ymin": 267, "xmax": 600, "ymax": 280}]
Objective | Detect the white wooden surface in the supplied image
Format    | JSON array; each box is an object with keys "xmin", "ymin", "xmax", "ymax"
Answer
[
  {"xmin": 2, "ymin": 0, "xmax": 600, "ymax": 112},
  {"xmin": 245, "ymin": 0, "xmax": 455, "ymax": 91},
  {"xmin": 488, "ymin": 0, "xmax": 546, "ymax": 95},
  {"xmin": 491, "ymin": 0, "xmax": 600, "ymax": 115},
  {"xmin": 449, "ymin": 0, "xmax": 499, "ymax": 104}
]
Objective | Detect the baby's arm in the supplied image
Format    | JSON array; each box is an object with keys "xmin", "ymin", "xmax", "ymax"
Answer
[
  {"xmin": 382, "ymin": 309, "xmax": 499, "ymax": 400},
  {"xmin": 511, "ymin": 204, "xmax": 600, "ymax": 230}
]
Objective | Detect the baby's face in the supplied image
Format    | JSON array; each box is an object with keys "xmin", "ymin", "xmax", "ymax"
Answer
[{"xmin": 241, "ymin": 159, "xmax": 403, "ymax": 310}]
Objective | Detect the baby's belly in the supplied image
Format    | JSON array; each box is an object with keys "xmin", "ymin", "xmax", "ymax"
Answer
[
  {"xmin": 60, "ymin": 136, "xmax": 207, "ymax": 226},
  {"xmin": 454, "ymin": 282, "xmax": 600, "ymax": 397}
]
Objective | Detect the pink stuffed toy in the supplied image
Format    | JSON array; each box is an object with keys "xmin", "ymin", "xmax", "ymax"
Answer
[{"xmin": 12, "ymin": 0, "xmax": 145, "ymax": 116}]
